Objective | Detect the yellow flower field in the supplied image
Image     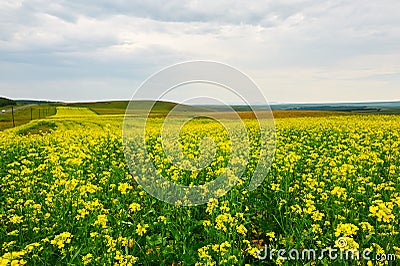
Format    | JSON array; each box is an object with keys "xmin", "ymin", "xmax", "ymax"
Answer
[{"xmin": 0, "ymin": 107, "xmax": 399, "ymax": 265}]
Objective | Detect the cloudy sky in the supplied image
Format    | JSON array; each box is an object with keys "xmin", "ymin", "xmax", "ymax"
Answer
[{"xmin": 0, "ymin": 0, "xmax": 399, "ymax": 103}]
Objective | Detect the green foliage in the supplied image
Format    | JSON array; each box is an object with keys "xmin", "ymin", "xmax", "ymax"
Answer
[
  {"xmin": 0, "ymin": 97, "xmax": 16, "ymax": 107},
  {"xmin": 16, "ymin": 121, "xmax": 57, "ymax": 136},
  {"xmin": 0, "ymin": 105, "xmax": 57, "ymax": 131}
]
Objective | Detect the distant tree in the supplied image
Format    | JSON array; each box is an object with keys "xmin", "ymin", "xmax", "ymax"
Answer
[{"xmin": 0, "ymin": 97, "xmax": 16, "ymax": 108}]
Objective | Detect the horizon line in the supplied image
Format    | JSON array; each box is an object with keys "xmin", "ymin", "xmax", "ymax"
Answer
[{"xmin": 5, "ymin": 97, "xmax": 400, "ymax": 105}]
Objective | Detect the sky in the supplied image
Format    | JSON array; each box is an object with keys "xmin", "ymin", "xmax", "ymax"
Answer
[{"xmin": 0, "ymin": 0, "xmax": 399, "ymax": 103}]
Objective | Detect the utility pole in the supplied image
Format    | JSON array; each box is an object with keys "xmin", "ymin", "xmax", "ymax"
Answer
[
  {"xmin": 30, "ymin": 108, "xmax": 33, "ymax": 120},
  {"xmin": 39, "ymin": 109, "xmax": 41, "ymax": 119},
  {"xmin": 11, "ymin": 106, "xmax": 15, "ymax": 127}
]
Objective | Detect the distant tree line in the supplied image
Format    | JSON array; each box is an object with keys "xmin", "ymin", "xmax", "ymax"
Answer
[{"xmin": 0, "ymin": 97, "xmax": 16, "ymax": 108}]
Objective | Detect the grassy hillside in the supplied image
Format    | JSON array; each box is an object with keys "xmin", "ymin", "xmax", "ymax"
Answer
[
  {"xmin": 0, "ymin": 97, "xmax": 16, "ymax": 108},
  {"xmin": 68, "ymin": 100, "xmax": 365, "ymax": 119},
  {"xmin": 15, "ymin": 99, "xmax": 58, "ymax": 105},
  {"xmin": 0, "ymin": 105, "xmax": 57, "ymax": 130},
  {"xmin": 270, "ymin": 101, "xmax": 400, "ymax": 113},
  {"xmin": 67, "ymin": 101, "xmax": 129, "ymax": 114},
  {"xmin": 67, "ymin": 100, "xmax": 210, "ymax": 116},
  {"xmin": 1, "ymin": 99, "xmax": 397, "ymax": 132}
]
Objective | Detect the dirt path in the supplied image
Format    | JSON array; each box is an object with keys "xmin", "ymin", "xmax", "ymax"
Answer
[{"xmin": 0, "ymin": 104, "xmax": 36, "ymax": 114}]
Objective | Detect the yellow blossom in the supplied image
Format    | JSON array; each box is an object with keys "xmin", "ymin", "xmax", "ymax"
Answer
[
  {"xmin": 50, "ymin": 232, "xmax": 73, "ymax": 249},
  {"xmin": 129, "ymin": 203, "xmax": 141, "ymax": 212},
  {"xmin": 82, "ymin": 253, "xmax": 93, "ymax": 265},
  {"xmin": 136, "ymin": 223, "xmax": 149, "ymax": 236},
  {"xmin": 236, "ymin": 224, "xmax": 247, "ymax": 236}
]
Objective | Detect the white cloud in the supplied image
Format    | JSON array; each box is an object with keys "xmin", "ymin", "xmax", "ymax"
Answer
[{"xmin": 0, "ymin": 0, "xmax": 399, "ymax": 102}]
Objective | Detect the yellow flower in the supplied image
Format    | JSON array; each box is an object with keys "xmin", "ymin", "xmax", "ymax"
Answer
[
  {"xmin": 211, "ymin": 244, "xmax": 219, "ymax": 252},
  {"xmin": 11, "ymin": 260, "xmax": 26, "ymax": 266},
  {"xmin": 114, "ymin": 250, "xmax": 138, "ymax": 265},
  {"xmin": 393, "ymin": 246, "xmax": 400, "ymax": 259},
  {"xmin": 75, "ymin": 209, "xmax": 89, "ymax": 220},
  {"xmin": 331, "ymin": 186, "xmax": 347, "ymax": 199},
  {"xmin": 276, "ymin": 256, "xmax": 285, "ymax": 266},
  {"xmin": 247, "ymin": 246, "xmax": 260, "ymax": 258},
  {"xmin": 266, "ymin": 232, "xmax": 276, "ymax": 240},
  {"xmin": 50, "ymin": 232, "xmax": 73, "ymax": 249},
  {"xmin": 359, "ymin": 222, "xmax": 374, "ymax": 235},
  {"xmin": 157, "ymin": 216, "xmax": 166, "ymax": 224},
  {"xmin": 334, "ymin": 223, "xmax": 358, "ymax": 237},
  {"xmin": 203, "ymin": 220, "xmax": 212, "ymax": 227},
  {"xmin": 82, "ymin": 253, "xmax": 93, "ymax": 265},
  {"xmin": 236, "ymin": 224, "xmax": 247, "ymax": 236},
  {"xmin": 215, "ymin": 213, "xmax": 236, "ymax": 232},
  {"xmin": 371, "ymin": 243, "xmax": 385, "ymax": 254},
  {"xmin": 118, "ymin": 182, "xmax": 133, "ymax": 194},
  {"xmin": 206, "ymin": 198, "xmax": 218, "ymax": 215},
  {"xmin": 311, "ymin": 224, "xmax": 322, "ymax": 234},
  {"xmin": 312, "ymin": 210, "xmax": 325, "ymax": 221},
  {"xmin": 9, "ymin": 215, "xmax": 23, "ymax": 224},
  {"xmin": 92, "ymin": 214, "xmax": 108, "ymax": 228},
  {"xmin": 0, "ymin": 258, "xmax": 10, "ymax": 266},
  {"xmin": 219, "ymin": 241, "xmax": 231, "ymax": 255},
  {"xmin": 129, "ymin": 203, "xmax": 141, "ymax": 212},
  {"xmin": 369, "ymin": 201, "xmax": 395, "ymax": 223},
  {"xmin": 235, "ymin": 212, "xmax": 244, "ymax": 220},
  {"xmin": 136, "ymin": 223, "xmax": 149, "ymax": 236},
  {"xmin": 7, "ymin": 230, "xmax": 19, "ymax": 236},
  {"xmin": 198, "ymin": 245, "xmax": 212, "ymax": 261},
  {"xmin": 229, "ymin": 255, "xmax": 238, "ymax": 263}
]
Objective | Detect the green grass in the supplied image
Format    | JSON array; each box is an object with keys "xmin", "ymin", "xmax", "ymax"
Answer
[
  {"xmin": 16, "ymin": 121, "xmax": 57, "ymax": 136},
  {"xmin": 0, "ymin": 105, "xmax": 57, "ymax": 131},
  {"xmin": 0, "ymin": 97, "xmax": 16, "ymax": 107},
  {"xmin": 67, "ymin": 100, "xmax": 209, "ymax": 116},
  {"xmin": 67, "ymin": 101, "xmax": 129, "ymax": 115},
  {"xmin": 67, "ymin": 100, "xmax": 385, "ymax": 118}
]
